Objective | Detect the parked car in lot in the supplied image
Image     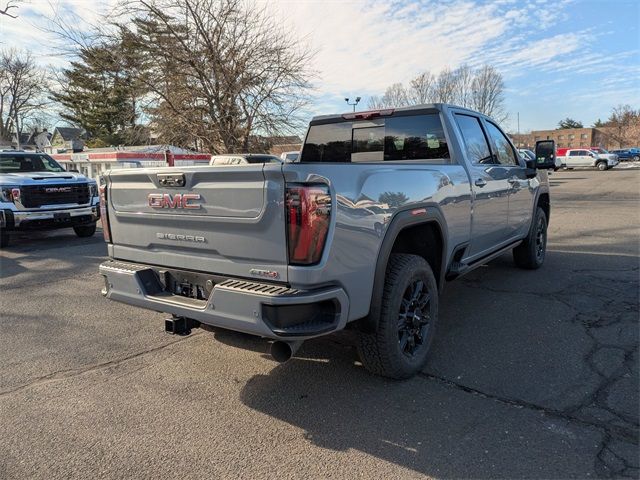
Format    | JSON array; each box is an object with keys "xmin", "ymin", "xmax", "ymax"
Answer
[
  {"xmin": 610, "ymin": 148, "xmax": 640, "ymax": 162},
  {"xmin": 210, "ymin": 154, "xmax": 282, "ymax": 165},
  {"xmin": 0, "ymin": 150, "xmax": 99, "ymax": 248},
  {"xmin": 518, "ymin": 149, "xmax": 535, "ymax": 161},
  {"xmin": 280, "ymin": 151, "xmax": 300, "ymax": 162},
  {"xmin": 556, "ymin": 148, "xmax": 618, "ymax": 171},
  {"xmin": 99, "ymin": 104, "xmax": 556, "ymax": 379},
  {"xmin": 520, "ymin": 148, "xmax": 561, "ymax": 170}
]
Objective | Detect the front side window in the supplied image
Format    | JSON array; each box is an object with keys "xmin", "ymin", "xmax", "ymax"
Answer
[
  {"xmin": 454, "ymin": 114, "xmax": 493, "ymax": 165},
  {"xmin": 301, "ymin": 114, "xmax": 449, "ymax": 163},
  {"xmin": 485, "ymin": 121, "xmax": 518, "ymax": 166},
  {"xmin": 0, "ymin": 154, "xmax": 65, "ymax": 173}
]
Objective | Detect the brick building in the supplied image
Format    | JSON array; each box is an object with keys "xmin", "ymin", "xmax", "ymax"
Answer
[
  {"xmin": 511, "ymin": 128, "xmax": 614, "ymax": 150},
  {"xmin": 511, "ymin": 122, "xmax": 639, "ymax": 151}
]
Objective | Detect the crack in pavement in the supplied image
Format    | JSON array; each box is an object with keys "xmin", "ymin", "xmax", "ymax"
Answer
[
  {"xmin": 0, "ymin": 332, "xmax": 202, "ymax": 399},
  {"xmin": 420, "ymin": 372, "xmax": 638, "ymax": 478},
  {"xmin": 419, "ymin": 372, "xmax": 637, "ymax": 442},
  {"xmin": 457, "ymin": 265, "xmax": 639, "ymax": 478}
]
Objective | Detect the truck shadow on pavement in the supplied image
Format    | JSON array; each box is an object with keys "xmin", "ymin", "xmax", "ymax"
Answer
[
  {"xmin": 0, "ymin": 230, "xmax": 107, "ymax": 280},
  {"xmin": 238, "ymin": 249, "xmax": 639, "ymax": 478}
]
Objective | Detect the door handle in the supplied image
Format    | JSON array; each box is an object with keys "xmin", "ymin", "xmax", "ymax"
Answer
[
  {"xmin": 474, "ymin": 178, "xmax": 487, "ymax": 188},
  {"xmin": 508, "ymin": 176, "xmax": 519, "ymax": 185}
]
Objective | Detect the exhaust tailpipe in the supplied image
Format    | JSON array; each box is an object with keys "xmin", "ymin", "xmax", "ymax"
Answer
[{"xmin": 270, "ymin": 340, "xmax": 303, "ymax": 363}]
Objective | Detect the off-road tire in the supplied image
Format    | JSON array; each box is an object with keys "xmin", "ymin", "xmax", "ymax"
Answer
[
  {"xmin": 357, "ymin": 253, "xmax": 439, "ymax": 379},
  {"xmin": 596, "ymin": 161, "xmax": 608, "ymax": 171},
  {"xmin": 73, "ymin": 223, "xmax": 96, "ymax": 238},
  {"xmin": 513, "ymin": 207, "xmax": 547, "ymax": 269}
]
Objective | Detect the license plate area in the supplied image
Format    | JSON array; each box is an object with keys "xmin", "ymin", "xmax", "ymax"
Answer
[
  {"xmin": 158, "ymin": 269, "xmax": 219, "ymax": 301},
  {"xmin": 53, "ymin": 212, "xmax": 71, "ymax": 222}
]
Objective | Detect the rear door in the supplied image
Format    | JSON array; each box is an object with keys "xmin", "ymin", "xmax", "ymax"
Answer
[
  {"xmin": 106, "ymin": 164, "xmax": 289, "ymax": 282},
  {"xmin": 454, "ymin": 113, "xmax": 510, "ymax": 257},
  {"xmin": 483, "ymin": 120, "xmax": 533, "ymax": 239}
]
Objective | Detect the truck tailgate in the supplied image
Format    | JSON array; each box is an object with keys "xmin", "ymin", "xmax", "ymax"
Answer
[{"xmin": 106, "ymin": 164, "xmax": 288, "ymax": 282}]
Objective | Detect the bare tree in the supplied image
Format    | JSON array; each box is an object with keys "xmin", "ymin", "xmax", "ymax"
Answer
[
  {"xmin": 470, "ymin": 65, "xmax": 506, "ymax": 122},
  {"xmin": 607, "ymin": 104, "xmax": 640, "ymax": 148},
  {"xmin": 0, "ymin": 0, "xmax": 20, "ymax": 18},
  {"xmin": 407, "ymin": 71, "xmax": 435, "ymax": 104},
  {"xmin": 451, "ymin": 64, "xmax": 474, "ymax": 108},
  {"xmin": 367, "ymin": 64, "xmax": 506, "ymax": 121},
  {"xmin": 432, "ymin": 68, "xmax": 457, "ymax": 103},
  {"xmin": 97, "ymin": 0, "xmax": 315, "ymax": 153},
  {"xmin": 0, "ymin": 50, "xmax": 49, "ymax": 146}
]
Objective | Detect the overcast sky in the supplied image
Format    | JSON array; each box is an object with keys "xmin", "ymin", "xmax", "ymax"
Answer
[{"xmin": 1, "ymin": 0, "xmax": 639, "ymax": 133}]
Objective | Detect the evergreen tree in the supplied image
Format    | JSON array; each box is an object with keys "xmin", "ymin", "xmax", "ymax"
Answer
[
  {"xmin": 51, "ymin": 39, "xmax": 146, "ymax": 145},
  {"xmin": 557, "ymin": 118, "xmax": 583, "ymax": 129}
]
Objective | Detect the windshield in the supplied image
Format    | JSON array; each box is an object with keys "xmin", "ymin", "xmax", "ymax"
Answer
[
  {"xmin": 0, "ymin": 154, "xmax": 65, "ymax": 173},
  {"xmin": 591, "ymin": 148, "xmax": 608, "ymax": 153}
]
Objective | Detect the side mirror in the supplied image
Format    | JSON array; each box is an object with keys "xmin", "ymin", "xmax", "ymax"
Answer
[{"xmin": 535, "ymin": 140, "xmax": 556, "ymax": 169}]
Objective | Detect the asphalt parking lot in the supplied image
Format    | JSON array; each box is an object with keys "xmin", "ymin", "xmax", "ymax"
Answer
[{"xmin": 0, "ymin": 169, "xmax": 638, "ymax": 479}]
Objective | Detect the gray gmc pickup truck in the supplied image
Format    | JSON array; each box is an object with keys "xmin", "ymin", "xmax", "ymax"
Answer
[{"xmin": 99, "ymin": 104, "xmax": 556, "ymax": 379}]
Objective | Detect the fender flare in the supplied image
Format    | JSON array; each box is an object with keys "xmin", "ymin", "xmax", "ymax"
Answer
[{"xmin": 358, "ymin": 205, "xmax": 448, "ymax": 333}]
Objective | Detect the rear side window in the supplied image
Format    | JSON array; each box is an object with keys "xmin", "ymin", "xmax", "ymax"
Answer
[
  {"xmin": 454, "ymin": 114, "xmax": 493, "ymax": 165},
  {"xmin": 301, "ymin": 114, "xmax": 450, "ymax": 163}
]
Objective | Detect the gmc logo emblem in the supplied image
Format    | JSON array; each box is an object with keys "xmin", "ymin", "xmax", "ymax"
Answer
[
  {"xmin": 148, "ymin": 193, "xmax": 201, "ymax": 209},
  {"xmin": 45, "ymin": 187, "xmax": 72, "ymax": 193}
]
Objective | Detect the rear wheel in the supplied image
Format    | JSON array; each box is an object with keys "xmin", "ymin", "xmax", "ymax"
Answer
[
  {"xmin": 513, "ymin": 207, "xmax": 547, "ymax": 269},
  {"xmin": 633, "ymin": 155, "xmax": 639, "ymax": 162},
  {"xmin": 73, "ymin": 223, "xmax": 96, "ymax": 238},
  {"xmin": 357, "ymin": 253, "xmax": 438, "ymax": 379},
  {"xmin": 596, "ymin": 161, "xmax": 608, "ymax": 171}
]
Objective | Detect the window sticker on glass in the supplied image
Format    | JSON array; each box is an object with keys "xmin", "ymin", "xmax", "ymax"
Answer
[{"xmin": 426, "ymin": 134, "xmax": 440, "ymax": 149}]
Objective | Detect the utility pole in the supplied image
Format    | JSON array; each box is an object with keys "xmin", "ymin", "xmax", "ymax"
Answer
[
  {"xmin": 345, "ymin": 97, "xmax": 361, "ymax": 112},
  {"xmin": 13, "ymin": 111, "xmax": 20, "ymax": 150}
]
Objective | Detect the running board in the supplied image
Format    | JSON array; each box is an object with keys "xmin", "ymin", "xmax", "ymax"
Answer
[{"xmin": 445, "ymin": 240, "xmax": 522, "ymax": 281}]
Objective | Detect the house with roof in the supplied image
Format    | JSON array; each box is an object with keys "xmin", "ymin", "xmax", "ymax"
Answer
[
  {"xmin": 49, "ymin": 127, "xmax": 85, "ymax": 152},
  {"xmin": 9, "ymin": 129, "xmax": 52, "ymax": 151}
]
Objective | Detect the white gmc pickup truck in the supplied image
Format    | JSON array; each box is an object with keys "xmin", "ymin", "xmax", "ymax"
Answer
[
  {"xmin": 0, "ymin": 150, "xmax": 100, "ymax": 247},
  {"xmin": 557, "ymin": 148, "xmax": 619, "ymax": 171}
]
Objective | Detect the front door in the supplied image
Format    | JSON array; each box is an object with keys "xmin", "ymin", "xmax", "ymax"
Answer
[
  {"xmin": 566, "ymin": 149, "xmax": 590, "ymax": 167},
  {"xmin": 454, "ymin": 113, "xmax": 510, "ymax": 258}
]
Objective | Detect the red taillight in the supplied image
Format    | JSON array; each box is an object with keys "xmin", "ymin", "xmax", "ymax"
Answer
[
  {"xmin": 99, "ymin": 184, "xmax": 112, "ymax": 243},
  {"xmin": 286, "ymin": 184, "xmax": 331, "ymax": 265},
  {"xmin": 341, "ymin": 109, "xmax": 394, "ymax": 120}
]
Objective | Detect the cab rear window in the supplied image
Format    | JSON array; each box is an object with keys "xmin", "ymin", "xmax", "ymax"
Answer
[{"xmin": 301, "ymin": 114, "xmax": 450, "ymax": 163}]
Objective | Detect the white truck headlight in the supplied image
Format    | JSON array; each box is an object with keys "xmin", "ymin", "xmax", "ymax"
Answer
[{"xmin": 0, "ymin": 186, "xmax": 20, "ymax": 203}]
